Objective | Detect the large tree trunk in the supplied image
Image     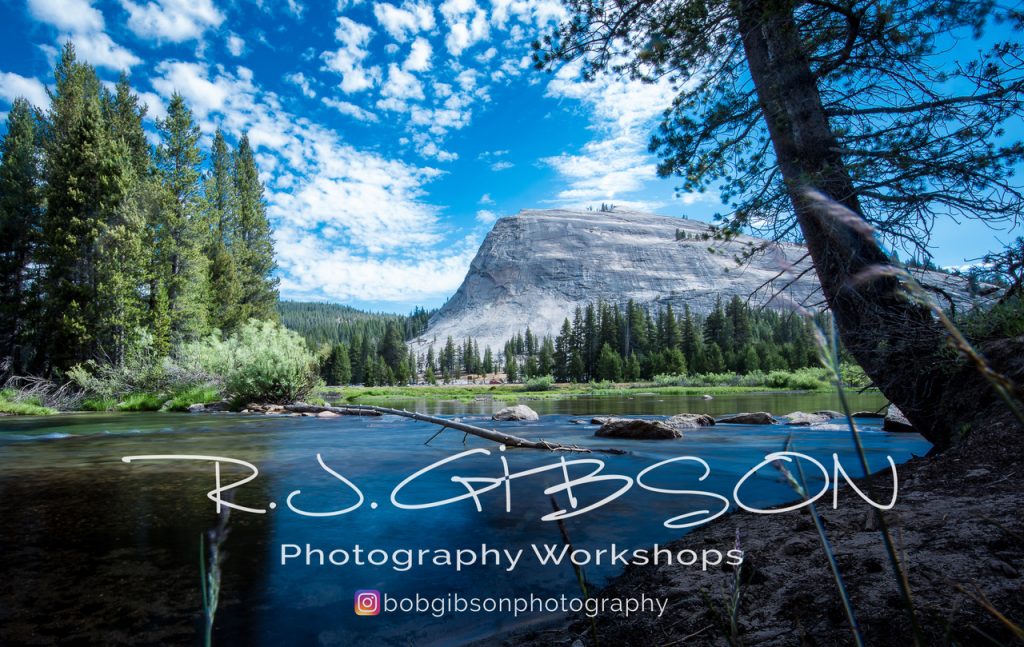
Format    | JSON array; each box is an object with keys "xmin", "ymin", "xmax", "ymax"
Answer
[{"xmin": 734, "ymin": 0, "xmax": 992, "ymax": 449}]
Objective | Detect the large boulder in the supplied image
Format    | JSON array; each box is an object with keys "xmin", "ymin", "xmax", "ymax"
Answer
[
  {"xmin": 883, "ymin": 405, "xmax": 915, "ymax": 432},
  {"xmin": 591, "ymin": 416, "xmax": 620, "ymax": 425},
  {"xmin": 187, "ymin": 403, "xmax": 205, "ymax": 413},
  {"xmin": 716, "ymin": 412, "xmax": 777, "ymax": 425},
  {"xmin": 595, "ymin": 419, "xmax": 682, "ymax": 439},
  {"xmin": 493, "ymin": 405, "xmax": 539, "ymax": 421},
  {"xmin": 783, "ymin": 411, "xmax": 831, "ymax": 426},
  {"xmin": 666, "ymin": 413, "xmax": 715, "ymax": 429}
]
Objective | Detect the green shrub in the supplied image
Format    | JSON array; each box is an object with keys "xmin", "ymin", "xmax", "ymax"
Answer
[
  {"xmin": 523, "ymin": 375, "xmax": 555, "ymax": 391},
  {"xmin": 653, "ymin": 374, "xmax": 685, "ymax": 387},
  {"xmin": 161, "ymin": 385, "xmax": 222, "ymax": 411},
  {"xmin": 184, "ymin": 320, "xmax": 321, "ymax": 404}
]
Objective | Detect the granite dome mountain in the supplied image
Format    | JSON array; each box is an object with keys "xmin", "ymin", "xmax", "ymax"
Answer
[{"xmin": 409, "ymin": 209, "xmax": 980, "ymax": 354}]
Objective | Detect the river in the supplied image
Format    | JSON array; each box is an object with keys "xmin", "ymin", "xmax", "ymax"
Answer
[{"xmin": 0, "ymin": 392, "xmax": 929, "ymax": 645}]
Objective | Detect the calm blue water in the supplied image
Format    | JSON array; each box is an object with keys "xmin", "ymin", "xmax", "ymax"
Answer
[{"xmin": 0, "ymin": 393, "xmax": 929, "ymax": 645}]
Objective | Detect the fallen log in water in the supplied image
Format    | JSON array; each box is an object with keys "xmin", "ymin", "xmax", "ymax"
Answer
[
  {"xmin": 286, "ymin": 402, "xmax": 625, "ymax": 454},
  {"xmin": 285, "ymin": 403, "xmax": 382, "ymax": 416}
]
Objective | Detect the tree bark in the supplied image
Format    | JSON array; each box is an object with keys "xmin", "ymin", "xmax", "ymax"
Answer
[{"xmin": 733, "ymin": 0, "xmax": 990, "ymax": 449}]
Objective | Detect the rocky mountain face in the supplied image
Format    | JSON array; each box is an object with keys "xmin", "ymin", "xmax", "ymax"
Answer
[{"xmin": 409, "ymin": 209, "xmax": 984, "ymax": 354}]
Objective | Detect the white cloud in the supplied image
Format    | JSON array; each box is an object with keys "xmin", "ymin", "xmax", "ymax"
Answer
[
  {"xmin": 72, "ymin": 31, "xmax": 143, "ymax": 70},
  {"xmin": 542, "ymin": 61, "xmax": 678, "ymax": 208},
  {"xmin": 151, "ymin": 61, "xmax": 230, "ymax": 117},
  {"xmin": 147, "ymin": 59, "xmax": 474, "ymax": 305},
  {"xmin": 27, "ymin": 0, "xmax": 103, "ymax": 33},
  {"xmin": 121, "ymin": 0, "xmax": 224, "ymax": 43},
  {"xmin": 321, "ymin": 17, "xmax": 380, "ymax": 93},
  {"xmin": 137, "ymin": 90, "xmax": 167, "ymax": 120},
  {"xmin": 476, "ymin": 209, "xmax": 499, "ymax": 224},
  {"xmin": 380, "ymin": 63, "xmax": 425, "ymax": 103},
  {"xmin": 372, "ymin": 1, "xmax": 435, "ymax": 42},
  {"xmin": 491, "ymin": 160, "xmax": 514, "ymax": 171},
  {"xmin": 440, "ymin": 0, "xmax": 489, "ymax": 56},
  {"xmin": 286, "ymin": 72, "xmax": 317, "ymax": 98},
  {"xmin": 490, "ymin": 0, "xmax": 565, "ymax": 29},
  {"xmin": 323, "ymin": 96, "xmax": 379, "ymax": 122},
  {"xmin": 27, "ymin": 0, "xmax": 140, "ymax": 70},
  {"xmin": 226, "ymin": 34, "xmax": 245, "ymax": 57},
  {"xmin": 403, "ymin": 37, "xmax": 432, "ymax": 72},
  {"xmin": 478, "ymin": 193, "xmax": 494, "ymax": 205},
  {"xmin": 418, "ymin": 138, "xmax": 458, "ymax": 161},
  {"xmin": 0, "ymin": 72, "xmax": 49, "ymax": 108}
]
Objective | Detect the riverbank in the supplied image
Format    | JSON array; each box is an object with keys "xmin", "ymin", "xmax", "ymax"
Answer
[
  {"xmin": 326, "ymin": 382, "xmax": 839, "ymax": 405},
  {"xmin": 494, "ymin": 409, "xmax": 1024, "ymax": 646}
]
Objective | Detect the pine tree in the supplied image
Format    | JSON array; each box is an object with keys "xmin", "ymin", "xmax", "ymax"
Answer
[
  {"xmin": 0, "ymin": 99, "xmax": 42, "ymax": 371},
  {"xmin": 40, "ymin": 48, "xmax": 132, "ymax": 370},
  {"xmin": 155, "ymin": 92, "xmax": 210, "ymax": 343},
  {"xmin": 596, "ymin": 343, "xmax": 623, "ymax": 382},
  {"xmin": 104, "ymin": 73, "xmax": 150, "ymax": 178},
  {"xmin": 233, "ymin": 133, "xmax": 279, "ymax": 322},
  {"xmin": 482, "ymin": 346, "xmax": 494, "ymax": 374},
  {"xmin": 328, "ymin": 343, "xmax": 352, "ymax": 385},
  {"xmin": 205, "ymin": 130, "xmax": 242, "ymax": 332},
  {"xmin": 506, "ymin": 355, "xmax": 519, "ymax": 383}
]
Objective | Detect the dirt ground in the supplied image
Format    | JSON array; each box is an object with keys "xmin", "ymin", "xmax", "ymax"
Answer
[{"xmin": 498, "ymin": 410, "xmax": 1024, "ymax": 646}]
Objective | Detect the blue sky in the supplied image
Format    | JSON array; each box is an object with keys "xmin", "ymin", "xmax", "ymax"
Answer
[{"xmin": 0, "ymin": 0, "xmax": 1019, "ymax": 313}]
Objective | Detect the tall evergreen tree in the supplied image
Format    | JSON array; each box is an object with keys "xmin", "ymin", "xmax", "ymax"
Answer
[
  {"xmin": 0, "ymin": 99, "xmax": 42, "ymax": 371},
  {"xmin": 205, "ymin": 130, "xmax": 243, "ymax": 331},
  {"xmin": 233, "ymin": 133, "xmax": 279, "ymax": 322},
  {"xmin": 40, "ymin": 47, "xmax": 132, "ymax": 370},
  {"xmin": 154, "ymin": 92, "xmax": 209, "ymax": 343}
]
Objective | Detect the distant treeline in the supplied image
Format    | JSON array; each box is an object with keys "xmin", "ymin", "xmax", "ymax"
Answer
[
  {"xmin": 499, "ymin": 296, "xmax": 821, "ymax": 383},
  {"xmin": 0, "ymin": 43, "xmax": 278, "ymax": 375},
  {"xmin": 287, "ymin": 296, "xmax": 822, "ymax": 386},
  {"xmin": 278, "ymin": 301, "xmax": 433, "ymax": 386}
]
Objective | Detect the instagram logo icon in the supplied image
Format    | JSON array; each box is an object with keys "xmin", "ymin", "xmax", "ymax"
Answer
[{"xmin": 354, "ymin": 590, "xmax": 381, "ymax": 616}]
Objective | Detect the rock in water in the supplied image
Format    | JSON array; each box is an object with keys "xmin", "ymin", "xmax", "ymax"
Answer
[
  {"xmin": 883, "ymin": 405, "xmax": 915, "ymax": 432},
  {"xmin": 493, "ymin": 405, "xmax": 539, "ymax": 421},
  {"xmin": 783, "ymin": 411, "xmax": 831, "ymax": 426},
  {"xmin": 666, "ymin": 413, "xmax": 715, "ymax": 429},
  {"xmin": 595, "ymin": 419, "xmax": 682, "ymax": 439},
  {"xmin": 814, "ymin": 410, "xmax": 844, "ymax": 419},
  {"xmin": 591, "ymin": 416, "xmax": 619, "ymax": 425},
  {"xmin": 187, "ymin": 403, "xmax": 205, "ymax": 413},
  {"xmin": 407, "ymin": 209, "xmax": 988, "ymax": 355},
  {"xmin": 716, "ymin": 412, "xmax": 777, "ymax": 425}
]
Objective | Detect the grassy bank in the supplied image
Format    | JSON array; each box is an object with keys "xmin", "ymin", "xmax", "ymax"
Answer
[
  {"xmin": 322, "ymin": 368, "xmax": 848, "ymax": 404},
  {"xmin": 0, "ymin": 389, "xmax": 58, "ymax": 416},
  {"xmin": 328, "ymin": 383, "xmax": 833, "ymax": 405}
]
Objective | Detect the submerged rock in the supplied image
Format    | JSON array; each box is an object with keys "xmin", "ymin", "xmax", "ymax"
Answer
[
  {"xmin": 595, "ymin": 419, "xmax": 682, "ymax": 439},
  {"xmin": 883, "ymin": 405, "xmax": 915, "ymax": 432},
  {"xmin": 492, "ymin": 405, "xmax": 539, "ymax": 421},
  {"xmin": 716, "ymin": 412, "xmax": 777, "ymax": 425},
  {"xmin": 702, "ymin": 394, "xmax": 714, "ymax": 400},
  {"xmin": 666, "ymin": 413, "xmax": 715, "ymax": 429}
]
